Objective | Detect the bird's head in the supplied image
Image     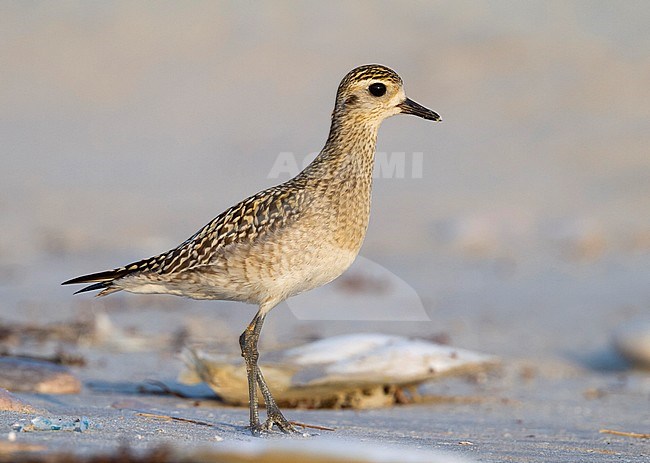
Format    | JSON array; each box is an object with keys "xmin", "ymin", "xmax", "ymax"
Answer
[{"xmin": 333, "ymin": 64, "xmax": 441, "ymax": 125}]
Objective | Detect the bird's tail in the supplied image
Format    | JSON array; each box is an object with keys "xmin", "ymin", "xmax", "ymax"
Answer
[{"xmin": 62, "ymin": 267, "xmax": 131, "ymax": 296}]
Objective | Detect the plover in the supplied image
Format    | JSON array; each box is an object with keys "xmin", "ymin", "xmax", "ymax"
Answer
[{"xmin": 63, "ymin": 64, "xmax": 441, "ymax": 435}]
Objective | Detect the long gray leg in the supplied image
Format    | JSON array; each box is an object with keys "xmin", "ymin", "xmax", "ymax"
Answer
[
  {"xmin": 240, "ymin": 309, "xmax": 298, "ymax": 435},
  {"xmin": 239, "ymin": 313, "xmax": 262, "ymax": 434}
]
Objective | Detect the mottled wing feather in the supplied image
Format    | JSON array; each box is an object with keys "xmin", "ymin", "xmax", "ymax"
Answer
[
  {"xmin": 63, "ymin": 179, "xmax": 310, "ymax": 294},
  {"xmin": 152, "ymin": 182, "xmax": 308, "ymax": 274}
]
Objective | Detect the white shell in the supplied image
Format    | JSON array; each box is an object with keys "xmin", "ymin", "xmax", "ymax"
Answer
[{"xmin": 181, "ymin": 333, "xmax": 498, "ymax": 408}]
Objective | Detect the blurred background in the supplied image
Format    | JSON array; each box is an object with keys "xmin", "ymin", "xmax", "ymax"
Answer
[{"xmin": 1, "ymin": 1, "xmax": 649, "ymax": 374}]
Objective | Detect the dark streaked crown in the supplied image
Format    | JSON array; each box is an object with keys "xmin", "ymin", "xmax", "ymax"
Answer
[{"xmin": 336, "ymin": 64, "xmax": 403, "ymax": 98}]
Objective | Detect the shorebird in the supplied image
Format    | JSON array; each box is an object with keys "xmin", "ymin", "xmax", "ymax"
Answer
[{"xmin": 63, "ymin": 64, "xmax": 440, "ymax": 435}]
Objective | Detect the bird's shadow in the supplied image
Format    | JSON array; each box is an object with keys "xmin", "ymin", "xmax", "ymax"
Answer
[
  {"xmin": 564, "ymin": 347, "xmax": 632, "ymax": 372},
  {"xmin": 85, "ymin": 378, "xmax": 222, "ymax": 402}
]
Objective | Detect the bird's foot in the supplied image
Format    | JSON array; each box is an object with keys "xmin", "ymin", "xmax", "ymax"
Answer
[
  {"xmin": 266, "ymin": 404, "xmax": 302, "ymax": 434},
  {"xmin": 249, "ymin": 411, "xmax": 302, "ymax": 436},
  {"xmin": 266, "ymin": 418, "xmax": 301, "ymax": 435},
  {"xmin": 249, "ymin": 422, "xmax": 269, "ymax": 437}
]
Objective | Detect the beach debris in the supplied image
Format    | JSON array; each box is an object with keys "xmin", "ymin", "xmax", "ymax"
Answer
[
  {"xmin": 0, "ymin": 387, "xmax": 47, "ymax": 414},
  {"xmin": 180, "ymin": 333, "xmax": 498, "ymax": 409},
  {"xmin": 0, "ymin": 318, "xmax": 93, "ymax": 346},
  {"xmin": 135, "ymin": 412, "xmax": 214, "ymax": 427},
  {"xmin": 0, "ymin": 350, "xmax": 86, "ymax": 367},
  {"xmin": 612, "ymin": 318, "xmax": 650, "ymax": 368},
  {"xmin": 599, "ymin": 429, "xmax": 650, "ymax": 439},
  {"xmin": 0, "ymin": 313, "xmax": 184, "ymax": 354},
  {"xmin": 290, "ymin": 421, "xmax": 335, "ymax": 432},
  {"xmin": 12, "ymin": 416, "xmax": 91, "ymax": 432},
  {"xmin": 0, "ymin": 357, "xmax": 81, "ymax": 394}
]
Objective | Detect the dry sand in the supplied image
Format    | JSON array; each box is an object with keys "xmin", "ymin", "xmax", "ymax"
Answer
[{"xmin": 1, "ymin": 2, "xmax": 649, "ymax": 461}]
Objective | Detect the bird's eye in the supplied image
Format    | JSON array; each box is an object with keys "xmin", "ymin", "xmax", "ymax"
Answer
[{"xmin": 368, "ymin": 82, "xmax": 386, "ymax": 97}]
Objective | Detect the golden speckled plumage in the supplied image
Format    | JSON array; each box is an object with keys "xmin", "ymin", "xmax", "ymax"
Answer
[{"xmin": 63, "ymin": 64, "xmax": 441, "ymax": 435}]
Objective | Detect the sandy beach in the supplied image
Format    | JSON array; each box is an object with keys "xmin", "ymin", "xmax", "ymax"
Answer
[{"xmin": 1, "ymin": 2, "xmax": 649, "ymax": 461}]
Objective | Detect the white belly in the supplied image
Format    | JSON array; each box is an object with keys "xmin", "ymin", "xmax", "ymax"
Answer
[{"xmin": 269, "ymin": 244, "xmax": 358, "ymax": 299}]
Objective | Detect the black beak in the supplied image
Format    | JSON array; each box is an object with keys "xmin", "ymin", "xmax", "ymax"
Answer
[{"xmin": 398, "ymin": 98, "xmax": 441, "ymax": 122}]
